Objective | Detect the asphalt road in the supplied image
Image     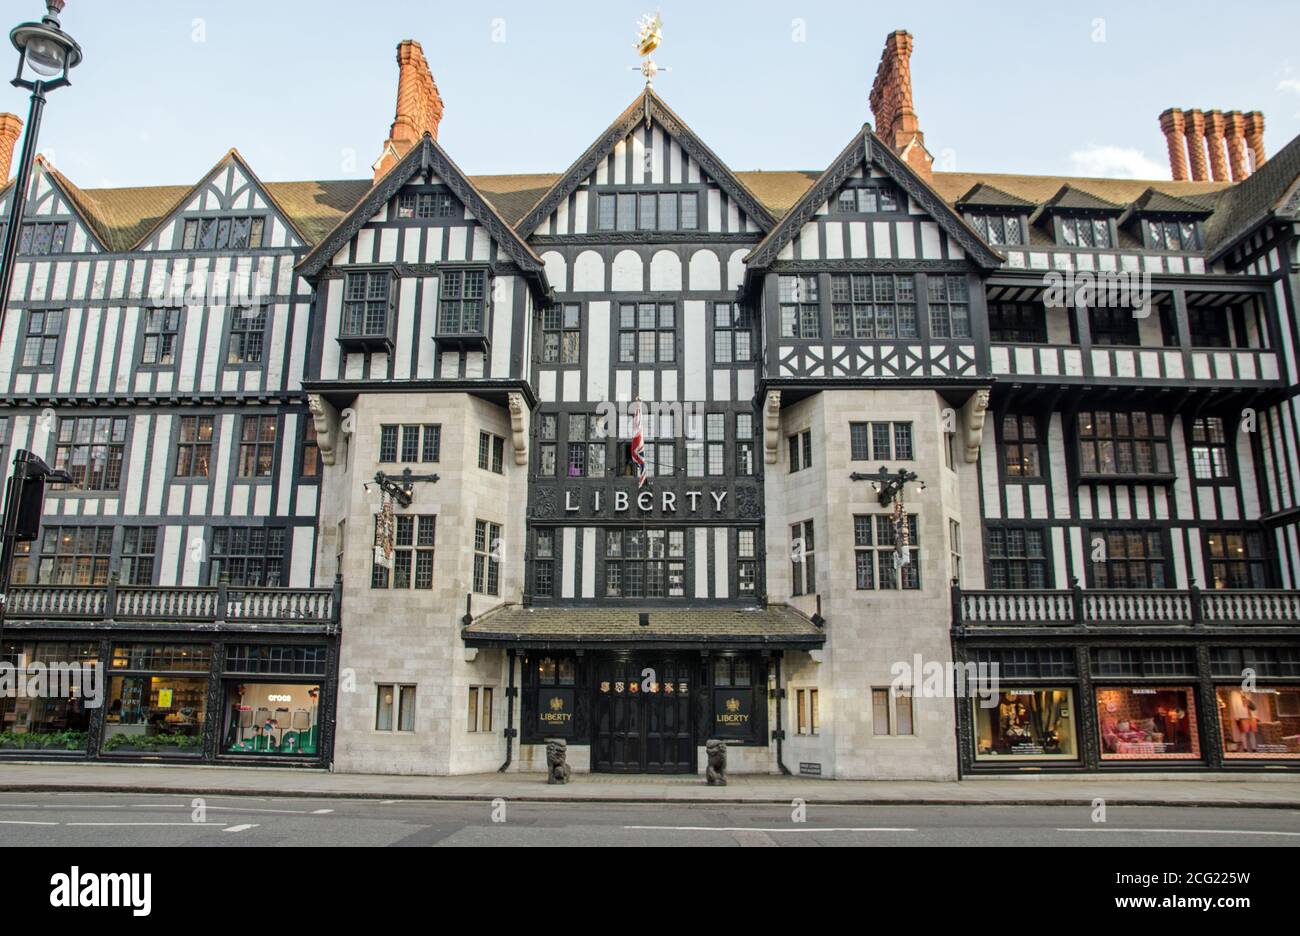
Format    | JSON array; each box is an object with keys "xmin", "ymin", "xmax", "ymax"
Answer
[{"xmin": 1, "ymin": 792, "xmax": 1299, "ymax": 846}]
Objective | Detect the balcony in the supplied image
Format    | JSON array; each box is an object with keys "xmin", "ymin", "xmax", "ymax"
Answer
[
  {"xmin": 989, "ymin": 343, "xmax": 1281, "ymax": 387},
  {"xmin": 3, "ymin": 583, "xmax": 340, "ymax": 634},
  {"xmin": 953, "ymin": 586, "xmax": 1300, "ymax": 633}
]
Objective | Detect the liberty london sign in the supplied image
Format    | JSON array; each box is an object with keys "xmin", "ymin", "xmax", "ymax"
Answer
[{"xmin": 564, "ymin": 487, "xmax": 728, "ymax": 516}]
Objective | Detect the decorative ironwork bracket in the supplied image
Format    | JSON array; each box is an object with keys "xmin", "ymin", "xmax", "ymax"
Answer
[
  {"xmin": 849, "ymin": 466, "xmax": 924, "ymax": 507},
  {"xmin": 372, "ymin": 468, "xmax": 440, "ymax": 508}
]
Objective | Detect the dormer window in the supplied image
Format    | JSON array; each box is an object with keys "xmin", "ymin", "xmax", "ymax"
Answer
[
  {"xmin": 967, "ymin": 213, "xmax": 1024, "ymax": 246},
  {"xmin": 834, "ymin": 183, "xmax": 902, "ymax": 214},
  {"xmin": 1059, "ymin": 217, "xmax": 1111, "ymax": 249},
  {"xmin": 181, "ymin": 215, "xmax": 265, "ymax": 251},
  {"xmin": 1145, "ymin": 219, "xmax": 1200, "ymax": 251},
  {"xmin": 338, "ymin": 270, "xmax": 396, "ymax": 351}
]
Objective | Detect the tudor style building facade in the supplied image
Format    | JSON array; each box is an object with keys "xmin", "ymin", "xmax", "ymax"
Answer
[{"xmin": 0, "ymin": 32, "xmax": 1297, "ymax": 776}]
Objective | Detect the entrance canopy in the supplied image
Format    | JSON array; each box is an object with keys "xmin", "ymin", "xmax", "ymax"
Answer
[{"xmin": 462, "ymin": 604, "xmax": 825, "ymax": 651}]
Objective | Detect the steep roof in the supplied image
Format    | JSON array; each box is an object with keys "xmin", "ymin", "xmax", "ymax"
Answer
[
  {"xmin": 1039, "ymin": 183, "xmax": 1126, "ymax": 214},
  {"xmin": 1201, "ymin": 131, "xmax": 1300, "ymax": 258},
  {"xmin": 7, "ymin": 138, "xmax": 1294, "ymax": 258},
  {"xmin": 956, "ymin": 182, "xmax": 1034, "ymax": 209}
]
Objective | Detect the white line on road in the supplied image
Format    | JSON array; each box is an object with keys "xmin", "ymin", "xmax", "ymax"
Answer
[
  {"xmin": 0, "ymin": 820, "xmax": 58, "ymax": 825},
  {"xmin": 311, "ymin": 808, "xmax": 334, "ymax": 814},
  {"xmin": 624, "ymin": 825, "xmax": 915, "ymax": 833},
  {"xmin": 223, "ymin": 824, "xmax": 259, "ymax": 833},
  {"xmin": 65, "ymin": 822, "xmax": 228, "ymax": 827},
  {"xmin": 1058, "ymin": 827, "xmax": 1300, "ymax": 837}
]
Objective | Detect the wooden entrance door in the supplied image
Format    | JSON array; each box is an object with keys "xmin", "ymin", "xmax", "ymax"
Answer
[{"xmin": 593, "ymin": 655, "xmax": 695, "ymax": 773}]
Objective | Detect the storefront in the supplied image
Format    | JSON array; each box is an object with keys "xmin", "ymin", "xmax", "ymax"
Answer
[
  {"xmin": 0, "ymin": 628, "xmax": 338, "ymax": 767},
  {"xmin": 957, "ymin": 640, "xmax": 1300, "ymax": 773},
  {"xmin": 0, "ymin": 640, "xmax": 99, "ymax": 753},
  {"xmin": 973, "ymin": 687, "xmax": 1078, "ymax": 762},
  {"xmin": 464, "ymin": 604, "xmax": 825, "ymax": 774},
  {"xmin": 103, "ymin": 644, "xmax": 211, "ymax": 757}
]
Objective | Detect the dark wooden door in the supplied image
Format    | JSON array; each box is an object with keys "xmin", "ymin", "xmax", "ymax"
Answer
[{"xmin": 594, "ymin": 655, "xmax": 695, "ymax": 773}]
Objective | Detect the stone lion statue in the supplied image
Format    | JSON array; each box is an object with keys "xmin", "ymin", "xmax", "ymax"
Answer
[
  {"xmin": 546, "ymin": 739, "xmax": 571, "ymax": 784},
  {"xmin": 705, "ymin": 739, "xmax": 727, "ymax": 786}
]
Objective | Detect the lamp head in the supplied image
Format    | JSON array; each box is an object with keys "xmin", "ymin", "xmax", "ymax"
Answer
[{"xmin": 11, "ymin": 1, "xmax": 82, "ymax": 87}]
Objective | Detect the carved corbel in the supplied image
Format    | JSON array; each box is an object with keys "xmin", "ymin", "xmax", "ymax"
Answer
[
  {"xmin": 307, "ymin": 393, "xmax": 341, "ymax": 466},
  {"xmin": 763, "ymin": 390, "xmax": 782, "ymax": 465},
  {"xmin": 961, "ymin": 388, "xmax": 991, "ymax": 464},
  {"xmin": 508, "ymin": 392, "xmax": 529, "ymax": 466}
]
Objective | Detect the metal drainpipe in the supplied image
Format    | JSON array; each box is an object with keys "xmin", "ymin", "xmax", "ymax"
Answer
[
  {"xmin": 498, "ymin": 648, "xmax": 517, "ymax": 772},
  {"xmin": 774, "ymin": 651, "xmax": 791, "ymax": 776}
]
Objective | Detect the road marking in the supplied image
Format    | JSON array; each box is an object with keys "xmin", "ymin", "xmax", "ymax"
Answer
[
  {"xmin": 0, "ymin": 820, "xmax": 58, "ymax": 825},
  {"xmin": 65, "ymin": 822, "xmax": 228, "ymax": 827},
  {"xmin": 311, "ymin": 808, "xmax": 334, "ymax": 814},
  {"xmin": 1058, "ymin": 827, "xmax": 1300, "ymax": 837},
  {"xmin": 624, "ymin": 825, "xmax": 915, "ymax": 833},
  {"xmin": 223, "ymin": 824, "xmax": 259, "ymax": 833}
]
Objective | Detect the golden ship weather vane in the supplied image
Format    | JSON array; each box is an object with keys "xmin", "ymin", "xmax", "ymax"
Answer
[{"xmin": 631, "ymin": 12, "xmax": 667, "ymax": 127}]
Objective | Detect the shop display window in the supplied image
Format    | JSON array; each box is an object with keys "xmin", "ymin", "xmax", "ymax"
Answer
[
  {"xmin": 102, "ymin": 675, "xmax": 206, "ymax": 755},
  {"xmin": 223, "ymin": 682, "xmax": 321, "ymax": 756},
  {"xmin": 1217, "ymin": 686, "xmax": 1300, "ymax": 759},
  {"xmin": 0, "ymin": 641, "xmax": 98, "ymax": 752},
  {"xmin": 1095, "ymin": 686, "xmax": 1200, "ymax": 760},
  {"xmin": 974, "ymin": 688, "xmax": 1077, "ymax": 761}
]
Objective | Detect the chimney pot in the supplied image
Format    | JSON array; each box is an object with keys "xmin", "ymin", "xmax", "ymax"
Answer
[
  {"xmin": 0, "ymin": 114, "xmax": 22, "ymax": 185},
  {"xmin": 1158, "ymin": 108, "xmax": 1189, "ymax": 181},
  {"xmin": 1243, "ymin": 111, "xmax": 1266, "ymax": 173},
  {"xmin": 374, "ymin": 39, "xmax": 445, "ymax": 182},
  {"xmin": 1184, "ymin": 109, "xmax": 1209, "ymax": 181},
  {"xmin": 1223, "ymin": 111, "xmax": 1249, "ymax": 181},
  {"xmin": 1204, "ymin": 110, "xmax": 1229, "ymax": 182},
  {"xmin": 869, "ymin": 30, "xmax": 932, "ymax": 180}
]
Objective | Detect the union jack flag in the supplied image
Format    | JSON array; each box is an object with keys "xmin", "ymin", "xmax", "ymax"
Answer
[{"xmin": 630, "ymin": 398, "xmax": 647, "ymax": 489}]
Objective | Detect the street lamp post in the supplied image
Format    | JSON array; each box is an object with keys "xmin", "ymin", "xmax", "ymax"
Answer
[{"xmin": 0, "ymin": 0, "xmax": 81, "ymax": 333}]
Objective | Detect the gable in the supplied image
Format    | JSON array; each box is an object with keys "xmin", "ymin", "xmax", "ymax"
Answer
[
  {"xmin": 746, "ymin": 127, "xmax": 1002, "ymax": 271},
  {"xmin": 134, "ymin": 150, "xmax": 307, "ymax": 252},
  {"xmin": 298, "ymin": 135, "xmax": 545, "ymax": 281},
  {"xmin": 323, "ymin": 173, "xmax": 500, "ymax": 267},
  {"xmin": 517, "ymin": 90, "xmax": 776, "ymax": 238},
  {"xmin": 0, "ymin": 161, "xmax": 105, "ymax": 254}
]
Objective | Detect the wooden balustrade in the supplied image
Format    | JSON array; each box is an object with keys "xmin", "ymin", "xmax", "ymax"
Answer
[
  {"xmin": 2, "ymin": 583, "xmax": 338, "ymax": 627},
  {"xmin": 955, "ymin": 586, "xmax": 1300, "ymax": 628}
]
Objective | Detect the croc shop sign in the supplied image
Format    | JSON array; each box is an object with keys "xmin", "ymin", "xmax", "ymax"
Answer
[{"xmin": 564, "ymin": 487, "xmax": 729, "ymax": 515}]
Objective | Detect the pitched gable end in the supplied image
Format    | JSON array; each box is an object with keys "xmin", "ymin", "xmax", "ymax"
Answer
[
  {"xmin": 131, "ymin": 148, "xmax": 310, "ymax": 252},
  {"xmin": 747, "ymin": 126, "xmax": 1002, "ymax": 270},
  {"xmin": 0, "ymin": 158, "xmax": 107, "ymax": 254},
  {"xmin": 298, "ymin": 134, "xmax": 546, "ymax": 280},
  {"xmin": 516, "ymin": 88, "xmax": 776, "ymax": 238}
]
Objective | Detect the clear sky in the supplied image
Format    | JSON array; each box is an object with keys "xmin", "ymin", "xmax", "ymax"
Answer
[{"xmin": 9, "ymin": 0, "xmax": 1300, "ymax": 190}]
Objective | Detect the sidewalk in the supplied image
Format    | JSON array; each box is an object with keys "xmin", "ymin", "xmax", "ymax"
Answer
[{"xmin": 1, "ymin": 761, "xmax": 1299, "ymax": 807}]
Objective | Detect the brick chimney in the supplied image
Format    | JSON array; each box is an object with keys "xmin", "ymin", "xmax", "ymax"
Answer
[
  {"xmin": 373, "ymin": 40, "xmax": 444, "ymax": 182},
  {"xmin": 1223, "ymin": 111, "xmax": 1249, "ymax": 182},
  {"xmin": 1183, "ymin": 109, "xmax": 1209, "ymax": 181},
  {"xmin": 1243, "ymin": 111, "xmax": 1266, "ymax": 173},
  {"xmin": 1158, "ymin": 108, "xmax": 1188, "ymax": 181},
  {"xmin": 869, "ymin": 30, "xmax": 933, "ymax": 180},
  {"xmin": 0, "ymin": 113, "xmax": 22, "ymax": 184},
  {"xmin": 1204, "ymin": 110, "xmax": 1230, "ymax": 181}
]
